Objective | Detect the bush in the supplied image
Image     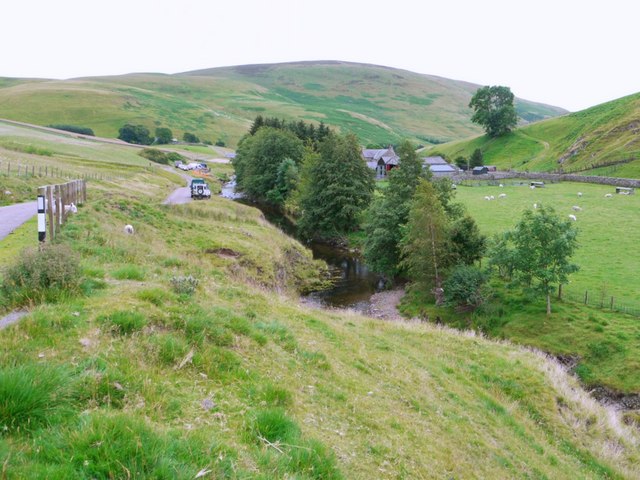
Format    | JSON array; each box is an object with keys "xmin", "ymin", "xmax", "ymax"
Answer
[
  {"xmin": 215, "ymin": 139, "xmax": 226, "ymax": 147},
  {"xmin": 47, "ymin": 124, "xmax": 95, "ymax": 136},
  {"xmin": 139, "ymin": 148, "xmax": 185, "ymax": 165},
  {"xmin": 443, "ymin": 265, "xmax": 489, "ymax": 311},
  {"xmin": 0, "ymin": 364, "xmax": 76, "ymax": 433},
  {"xmin": 183, "ymin": 132, "xmax": 200, "ymax": 143},
  {"xmin": 170, "ymin": 275, "xmax": 198, "ymax": 295},
  {"xmin": 2, "ymin": 244, "xmax": 81, "ymax": 306},
  {"xmin": 118, "ymin": 124, "xmax": 152, "ymax": 145},
  {"xmin": 98, "ymin": 310, "xmax": 148, "ymax": 335}
]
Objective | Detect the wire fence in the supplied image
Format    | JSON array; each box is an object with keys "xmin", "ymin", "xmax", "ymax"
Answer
[
  {"xmin": 0, "ymin": 159, "xmax": 114, "ymax": 181},
  {"xmin": 561, "ymin": 286, "xmax": 640, "ymax": 318}
]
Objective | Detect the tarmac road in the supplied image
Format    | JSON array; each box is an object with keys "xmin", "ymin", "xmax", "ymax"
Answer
[{"xmin": 0, "ymin": 201, "xmax": 37, "ymax": 241}]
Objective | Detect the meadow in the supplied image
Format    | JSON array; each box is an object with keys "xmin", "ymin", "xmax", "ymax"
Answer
[
  {"xmin": 455, "ymin": 180, "xmax": 640, "ymax": 305},
  {"xmin": 0, "ymin": 127, "xmax": 638, "ymax": 478}
]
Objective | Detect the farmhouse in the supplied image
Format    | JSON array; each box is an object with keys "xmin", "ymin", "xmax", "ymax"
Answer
[
  {"xmin": 362, "ymin": 147, "xmax": 399, "ymax": 177},
  {"xmin": 422, "ymin": 156, "xmax": 459, "ymax": 177}
]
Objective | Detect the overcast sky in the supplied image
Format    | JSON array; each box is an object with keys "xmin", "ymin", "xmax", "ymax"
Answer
[{"xmin": 2, "ymin": 0, "xmax": 638, "ymax": 112}]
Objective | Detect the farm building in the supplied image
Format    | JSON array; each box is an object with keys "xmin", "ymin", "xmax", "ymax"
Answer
[
  {"xmin": 472, "ymin": 166, "xmax": 489, "ymax": 175},
  {"xmin": 362, "ymin": 147, "xmax": 399, "ymax": 177},
  {"xmin": 422, "ymin": 156, "xmax": 459, "ymax": 177}
]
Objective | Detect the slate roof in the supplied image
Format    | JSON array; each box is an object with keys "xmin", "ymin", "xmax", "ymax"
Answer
[{"xmin": 422, "ymin": 156, "xmax": 448, "ymax": 165}]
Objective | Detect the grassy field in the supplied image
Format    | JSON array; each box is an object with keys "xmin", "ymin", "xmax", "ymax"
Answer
[
  {"xmin": 0, "ymin": 62, "xmax": 566, "ymax": 149},
  {"xmin": 431, "ymin": 92, "xmax": 640, "ymax": 177},
  {"xmin": 398, "ymin": 180, "xmax": 640, "ymax": 393},
  {"xmin": 0, "ymin": 130, "xmax": 638, "ymax": 478}
]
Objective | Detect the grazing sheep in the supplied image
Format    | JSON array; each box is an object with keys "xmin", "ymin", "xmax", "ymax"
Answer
[
  {"xmin": 484, "ymin": 196, "xmax": 491, "ymax": 201},
  {"xmin": 530, "ymin": 185, "xmax": 536, "ymax": 190},
  {"xmin": 499, "ymin": 184, "xmax": 504, "ymax": 188},
  {"xmin": 604, "ymin": 193, "xmax": 613, "ymax": 198},
  {"xmin": 577, "ymin": 192, "xmax": 583, "ymax": 197},
  {"xmin": 533, "ymin": 203, "xmax": 538, "ymax": 209},
  {"xmin": 124, "ymin": 224, "xmax": 135, "ymax": 235},
  {"xmin": 568, "ymin": 214, "xmax": 577, "ymax": 221},
  {"xmin": 572, "ymin": 206, "xmax": 582, "ymax": 211},
  {"xmin": 498, "ymin": 193, "xmax": 507, "ymax": 198},
  {"xmin": 490, "ymin": 195, "xmax": 495, "ymax": 200}
]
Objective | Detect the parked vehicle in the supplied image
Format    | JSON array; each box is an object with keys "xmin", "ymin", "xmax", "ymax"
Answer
[
  {"xmin": 174, "ymin": 160, "xmax": 183, "ymax": 168},
  {"xmin": 190, "ymin": 179, "xmax": 211, "ymax": 199}
]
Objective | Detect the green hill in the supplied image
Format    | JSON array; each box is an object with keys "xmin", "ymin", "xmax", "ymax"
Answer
[
  {"xmin": 431, "ymin": 92, "xmax": 640, "ymax": 177},
  {"xmin": 0, "ymin": 61, "xmax": 566, "ymax": 148},
  {"xmin": 1, "ymin": 122, "xmax": 639, "ymax": 479}
]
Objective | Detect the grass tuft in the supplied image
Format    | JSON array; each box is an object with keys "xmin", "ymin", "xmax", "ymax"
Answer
[{"xmin": 97, "ymin": 310, "xmax": 148, "ymax": 335}]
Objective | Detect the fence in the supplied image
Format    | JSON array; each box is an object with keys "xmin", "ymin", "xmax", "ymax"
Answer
[
  {"xmin": 0, "ymin": 160, "xmax": 113, "ymax": 181},
  {"xmin": 561, "ymin": 286, "xmax": 640, "ymax": 318},
  {"xmin": 37, "ymin": 179, "xmax": 86, "ymax": 242}
]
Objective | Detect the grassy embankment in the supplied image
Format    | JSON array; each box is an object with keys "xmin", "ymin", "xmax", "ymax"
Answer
[
  {"xmin": 402, "ymin": 181, "xmax": 640, "ymax": 394},
  {"xmin": 0, "ymin": 61, "xmax": 566, "ymax": 148},
  {"xmin": 431, "ymin": 92, "xmax": 640, "ymax": 177},
  {"xmin": 0, "ymin": 125, "xmax": 638, "ymax": 478}
]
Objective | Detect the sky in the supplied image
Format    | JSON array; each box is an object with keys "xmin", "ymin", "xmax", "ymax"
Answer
[{"xmin": 1, "ymin": 0, "xmax": 639, "ymax": 112}]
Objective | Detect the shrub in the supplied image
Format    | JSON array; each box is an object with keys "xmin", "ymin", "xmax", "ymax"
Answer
[
  {"xmin": 443, "ymin": 265, "xmax": 490, "ymax": 311},
  {"xmin": 0, "ymin": 364, "xmax": 76, "ymax": 433},
  {"xmin": 98, "ymin": 310, "xmax": 148, "ymax": 335},
  {"xmin": 138, "ymin": 148, "xmax": 185, "ymax": 165},
  {"xmin": 47, "ymin": 124, "xmax": 95, "ymax": 136},
  {"xmin": 215, "ymin": 139, "xmax": 226, "ymax": 147},
  {"xmin": 2, "ymin": 244, "xmax": 81, "ymax": 306},
  {"xmin": 183, "ymin": 132, "xmax": 200, "ymax": 143},
  {"xmin": 170, "ymin": 275, "xmax": 198, "ymax": 295}
]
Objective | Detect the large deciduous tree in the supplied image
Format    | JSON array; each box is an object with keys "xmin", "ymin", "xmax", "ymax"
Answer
[
  {"xmin": 490, "ymin": 206, "xmax": 579, "ymax": 315},
  {"xmin": 363, "ymin": 140, "xmax": 430, "ymax": 279},
  {"xmin": 297, "ymin": 133, "xmax": 374, "ymax": 240},
  {"xmin": 469, "ymin": 86, "xmax": 518, "ymax": 137}
]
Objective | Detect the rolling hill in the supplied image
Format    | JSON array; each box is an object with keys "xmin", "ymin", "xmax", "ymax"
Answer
[
  {"xmin": 0, "ymin": 61, "xmax": 566, "ymax": 148},
  {"xmin": 430, "ymin": 92, "xmax": 640, "ymax": 177}
]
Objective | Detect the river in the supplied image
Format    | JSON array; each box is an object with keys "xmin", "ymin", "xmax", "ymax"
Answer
[{"xmin": 221, "ymin": 180, "xmax": 381, "ymax": 310}]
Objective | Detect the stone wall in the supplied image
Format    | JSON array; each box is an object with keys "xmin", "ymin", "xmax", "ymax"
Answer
[{"xmin": 453, "ymin": 171, "xmax": 640, "ymax": 188}]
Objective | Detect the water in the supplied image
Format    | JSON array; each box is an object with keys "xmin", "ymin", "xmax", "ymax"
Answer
[{"xmin": 221, "ymin": 179, "xmax": 381, "ymax": 310}]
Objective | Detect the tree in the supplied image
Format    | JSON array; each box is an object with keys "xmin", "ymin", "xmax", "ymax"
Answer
[
  {"xmin": 469, "ymin": 86, "xmax": 518, "ymax": 137},
  {"xmin": 118, "ymin": 124, "xmax": 152, "ymax": 145},
  {"xmin": 470, "ymin": 149, "xmax": 484, "ymax": 168},
  {"xmin": 443, "ymin": 265, "xmax": 489, "ymax": 311},
  {"xmin": 449, "ymin": 215, "xmax": 486, "ymax": 266},
  {"xmin": 454, "ymin": 156, "xmax": 468, "ymax": 171},
  {"xmin": 297, "ymin": 133, "xmax": 375, "ymax": 240},
  {"xmin": 363, "ymin": 140, "xmax": 430, "ymax": 279},
  {"xmin": 183, "ymin": 132, "xmax": 200, "ymax": 143},
  {"xmin": 401, "ymin": 179, "xmax": 450, "ymax": 299},
  {"xmin": 233, "ymin": 127, "xmax": 304, "ymax": 205},
  {"xmin": 490, "ymin": 206, "xmax": 579, "ymax": 315},
  {"xmin": 155, "ymin": 127, "xmax": 173, "ymax": 144}
]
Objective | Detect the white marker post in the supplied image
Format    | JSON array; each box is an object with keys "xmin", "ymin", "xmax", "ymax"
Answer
[{"xmin": 37, "ymin": 193, "xmax": 46, "ymax": 242}]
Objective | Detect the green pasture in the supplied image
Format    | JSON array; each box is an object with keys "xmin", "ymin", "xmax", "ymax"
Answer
[{"xmin": 456, "ymin": 181, "xmax": 640, "ymax": 305}]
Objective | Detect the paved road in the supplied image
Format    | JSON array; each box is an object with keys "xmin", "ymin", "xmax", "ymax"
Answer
[
  {"xmin": 162, "ymin": 169, "xmax": 193, "ymax": 205},
  {"xmin": 0, "ymin": 201, "xmax": 37, "ymax": 241}
]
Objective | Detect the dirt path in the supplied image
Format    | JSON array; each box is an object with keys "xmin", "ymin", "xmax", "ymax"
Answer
[{"xmin": 0, "ymin": 201, "xmax": 37, "ymax": 241}]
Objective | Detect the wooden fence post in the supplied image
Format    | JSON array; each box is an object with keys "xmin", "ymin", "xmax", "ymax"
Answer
[{"xmin": 584, "ymin": 290, "xmax": 588, "ymax": 305}]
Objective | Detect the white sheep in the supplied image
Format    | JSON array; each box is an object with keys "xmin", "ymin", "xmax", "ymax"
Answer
[
  {"xmin": 572, "ymin": 206, "xmax": 582, "ymax": 211},
  {"xmin": 533, "ymin": 203, "xmax": 538, "ymax": 209},
  {"xmin": 498, "ymin": 193, "xmax": 507, "ymax": 198},
  {"xmin": 499, "ymin": 184, "xmax": 504, "ymax": 188},
  {"xmin": 604, "ymin": 193, "xmax": 613, "ymax": 198},
  {"xmin": 124, "ymin": 224, "xmax": 135, "ymax": 235},
  {"xmin": 577, "ymin": 192, "xmax": 583, "ymax": 197},
  {"xmin": 490, "ymin": 195, "xmax": 495, "ymax": 200},
  {"xmin": 530, "ymin": 185, "xmax": 536, "ymax": 190},
  {"xmin": 568, "ymin": 214, "xmax": 577, "ymax": 221},
  {"xmin": 484, "ymin": 196, "xmax": 491, "ymax": 201}
]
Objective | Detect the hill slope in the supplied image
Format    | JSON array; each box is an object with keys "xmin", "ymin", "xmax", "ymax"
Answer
[
  {"xmin": 0, "ymin": 61, "xmax": 566, "ymax": 148},
  {"xmin": 0, "ymin": 123, "xmax": 638, "ymax": 478},
  {"xmin": 431, "ymin": 92, "xmax": 640, "ymax": 177}
]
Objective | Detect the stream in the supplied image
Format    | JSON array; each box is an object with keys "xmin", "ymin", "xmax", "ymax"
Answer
[{"xmin": 221, "ymin": 179, "xmax": 381, "ymax": 310}]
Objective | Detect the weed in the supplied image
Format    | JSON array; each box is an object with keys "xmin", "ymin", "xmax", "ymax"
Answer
[
  {"xmin": 98, "ymin": 310, "xmax": 148, "ymax": 335},
  {"xmin": 152, "ymin": 334, "xmax": 190, "ymax": 367},
  {"xmin": 136, "ymin": 287, "xmax": 170, "ymax": 306},
  {"xmin": 111, "ymin": 265, "xmax": 145, "ymax": 281},
  {"xmin": 169, "ymin": 275, "xmax": 198, "ymax": 295},
  {"xmin": 0, "ymin": 364, "xmax": 76, "ymax": 433}
]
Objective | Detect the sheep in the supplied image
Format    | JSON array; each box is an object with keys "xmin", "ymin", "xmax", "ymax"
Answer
[
  {"xmin": 499, "ymin": 184, "xmax": 504, "ymax": 188},
  {"xmin": 530, "ymin": 185, "xmax": 536, "ymax": 190},
  {"xmin": 572, "ymin": 206, "xmax": 582, "ymax": 211},
  {"xmin": 124, "ymin": 224, "xmax": 135, "ymax": 235},
  {"xmin": 604, "ymin": 193, "xmax": 613, "ymax": 198},
  {"xmin": 533, "ymin": 203, "xmax": 538, "ymax": 209},
  {"xmin": 484, "ymin": 196, "xmax": 491, "ymax": 201},
  {"xmin": 568, "ymin": 214, "xmax": 577, "ymax": 221},
  {"xmin": 489, "ymin": 195, "xmax": 495, "ymax": 200},
  {"xmin": 498, "ymin": 193, "xmax": 507, "ymax": 198},
  {"xmin": 577, "ymin": 192, "xmax": 583, "ymax": 197}
]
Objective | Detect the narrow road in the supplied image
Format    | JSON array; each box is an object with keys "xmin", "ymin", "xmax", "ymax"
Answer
[
  {"xmin": 0, "ymin": 201, "xmax": 37, "ymax": 241},
  {"xmin": 162, "ymin": 168, "xmax": 193, "ymax": 205}
]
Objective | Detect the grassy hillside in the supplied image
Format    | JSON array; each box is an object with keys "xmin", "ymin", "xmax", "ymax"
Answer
[
  {"xmin": 1, "ymin": 124, "xmax": 639, "ymax": 478},
  {"xmin": 0, "ymin": 62, "xmax": 566, "ymax": 148},
  {"xmin": 432, "ymin": 92, "xmax": 640, "ymax": 177}
]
